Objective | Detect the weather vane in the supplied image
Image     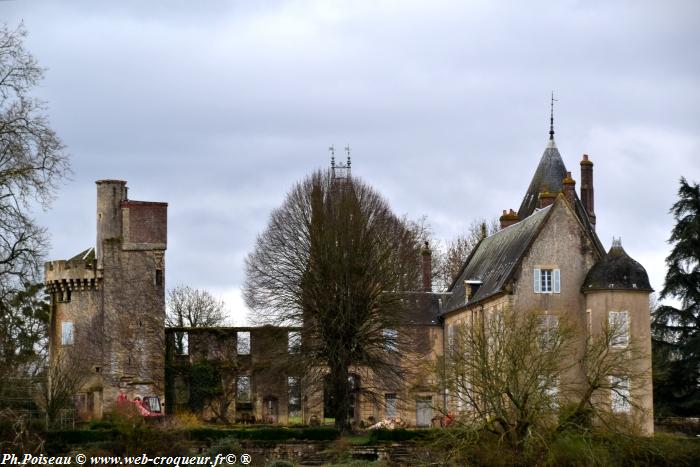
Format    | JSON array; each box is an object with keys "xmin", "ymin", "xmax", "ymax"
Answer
[
  {"xmin": 329, "ymin": 144, "xmax": 351, "ymax": 180},
  {"xmin": 550, "ymin": 91, "xmax": 558, "ymax": 140}
]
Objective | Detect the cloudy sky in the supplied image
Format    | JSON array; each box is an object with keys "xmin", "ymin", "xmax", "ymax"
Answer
[{"xmin": 2, "ymin": 0, "xmax": 698, "ymax": 324}]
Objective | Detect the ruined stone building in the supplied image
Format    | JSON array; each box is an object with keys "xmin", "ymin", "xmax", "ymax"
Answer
[
  {"xmin": 46, "ymin": 181, "xmax": 167, "ymax": 419},
  {"xmin": 46, "ymin": 124, "xmax": 653, "ymax": 431}
]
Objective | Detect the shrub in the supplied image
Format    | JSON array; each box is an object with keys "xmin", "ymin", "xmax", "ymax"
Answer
[{"xmin": 367, "ymin": 428, "xmax": 433, "ymax": 443}]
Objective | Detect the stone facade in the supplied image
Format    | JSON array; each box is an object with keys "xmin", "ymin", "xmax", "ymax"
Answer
[
  {"xmin": 46, "ymin": 180, "xmax": 167, "ymax": 419},
  {"xmin": 46, "ymin": 132, "xmax": 653, "ymax": 431}
]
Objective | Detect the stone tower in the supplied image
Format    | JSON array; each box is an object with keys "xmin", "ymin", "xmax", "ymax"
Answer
[
  {"xmin": 582, "ymin": 239, "xmax": 654, "ymax": 434},
  {"xmin": 46, "ymin": 180, "xmax": 167, "ymax": 419}
]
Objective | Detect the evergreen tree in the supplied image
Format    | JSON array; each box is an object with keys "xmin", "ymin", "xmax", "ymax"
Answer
[{"xmin": 652, "ymin": 177, "xmax": 700, "ymax": 415}]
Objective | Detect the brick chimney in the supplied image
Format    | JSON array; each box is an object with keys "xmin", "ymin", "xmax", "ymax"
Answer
[
  {"xmin": 562, "ymin": 172, "xmax": 576, "ymax": 206},
  {"xmin": 580, "ymin": 154, "xmax": 596, "ymax": 229},
  {"xmin": 538, "ymin": 184, "xmax": 557, "ymax": 209},
  {"xmin": 420, "ymin": 241, "xmax": 432, "ymax": 292},
  {"xmin": 499, "ymin": 209, "xmax": 519, "ymax": 229}
]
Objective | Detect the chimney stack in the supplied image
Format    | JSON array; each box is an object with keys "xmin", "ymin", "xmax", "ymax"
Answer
[
  {"xmin": 562, "ymin": 172, "xmax": 576, "ymax": 206},
  {"xmin": 499, "ymin": 209, "xmax": 519, "ymax": 230},
  {"xmin": 420, "ymin": 241, "xmax": 432, "ymax": 292},
  {"xmin": 538, "ymin": 184, "xmax": 557, "ymax": 209},
  {"xmin": 580, "ymin": 154, "xmax": 596, "ymax": 229}
]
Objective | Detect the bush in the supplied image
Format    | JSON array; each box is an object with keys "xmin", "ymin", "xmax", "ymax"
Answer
[
  {"xmin": 202, "ymin": 436, "xmax": 243, "ymax": 456},
  {"xmin": 186, "ymin": 426, "xmax": 339, "ymax": 442},
  {"xmin": 367, "ymin": 428, "xmax": 433, "ymax": 443}
]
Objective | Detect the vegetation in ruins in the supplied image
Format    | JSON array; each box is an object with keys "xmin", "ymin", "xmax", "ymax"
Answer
[
  {"xmin": 244, "ymin": 170, "xmax": 424, "ymax": 431},
  {"xmin": 652, "ymin": 177, "xmax": 700, "ymax": 416},
  {"xmin": 166, "ymin": 285, "xmax": 228, "ymax": 354}
]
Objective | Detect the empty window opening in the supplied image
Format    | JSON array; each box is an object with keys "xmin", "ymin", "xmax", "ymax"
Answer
[
  {"xmin": 176, "ymin": 332, "xmax": 189, "ymax": 355},
  {"xmin": 383, "ymin": 328, "xmax": 398, "ymax": 352},
  {"xmin": 288, "ymin": 376, "xmax": 301, "ymax": 421},
  {"xmin": 288, "ymin": 331, "xmax": 301, "ymax": 354},
  {"xmin": 237, "ymin": 376, "xmax": 251, "ymax": 402},
  {"xmin": 237, "ymin": 331, "xmax": 251, "ymax": 355},
  {"xmin": 385, "ymin": 393, "xmax": 397, "ymax": 418},
  {"xmin": 155, "ymin": 269, "xmax": 163, "ymax": 287}
]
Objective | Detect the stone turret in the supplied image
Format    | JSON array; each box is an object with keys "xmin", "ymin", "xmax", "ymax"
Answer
[{"xmin": 582, "ymin": 239, "xmax": 653, "ymax": 434}]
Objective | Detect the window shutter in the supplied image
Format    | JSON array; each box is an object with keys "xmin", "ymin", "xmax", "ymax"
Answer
[
  {"xmin": 553, "ymin": 269, "xmax": 561, "ymax": 293},
  {"xmin": 534, "ymin": 268, "xmax": 541, "ymax": 293}
]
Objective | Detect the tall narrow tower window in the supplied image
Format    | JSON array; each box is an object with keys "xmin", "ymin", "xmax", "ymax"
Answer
[{"xmin": 61, "ymin": 321, "xmax": 74, "ymax": 346}]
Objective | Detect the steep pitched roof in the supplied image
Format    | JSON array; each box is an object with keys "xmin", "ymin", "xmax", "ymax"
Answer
[
  {"xmin": 517, "ymin": 139, "xmax": 567, "ymax": 219},
  {"xmin": 517, "ymin": 138, "xmax": 603, "ymax": 253},
  {"xmin": 443, "ymin": 205, "xmax": 553, "ymax": 314},
  {"xmin": 67, "ymin": 247, "xmax": 95, "ymax": 264},
  {"xmin": 399, "ymin": 292, "xmax": 451, "ymax": 325}
]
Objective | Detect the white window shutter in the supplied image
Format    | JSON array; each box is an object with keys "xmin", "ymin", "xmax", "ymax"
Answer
[
  {"xmin": 534, "ymin": 269, "xmax": 541, "ymax": 293},
  {"xmin": 553, "ymin": 269, "xmax": 561, "ymax": 293}
]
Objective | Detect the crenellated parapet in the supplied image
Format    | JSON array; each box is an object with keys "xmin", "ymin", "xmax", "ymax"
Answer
[{"xmin": 45, "ymin": 248, "xmax": 102, "ymax": 295}]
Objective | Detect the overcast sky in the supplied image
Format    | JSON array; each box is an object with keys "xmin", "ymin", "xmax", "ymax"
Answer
[{"xmin": 2, "ymin": 0, "xmax": 698, "ymax": 324}]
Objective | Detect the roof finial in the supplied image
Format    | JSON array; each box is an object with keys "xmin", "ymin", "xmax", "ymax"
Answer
[
  {"xmin": 329, "ymin": 145, "xmax": 335, "ymax": 168},
  {"xmin": 549, "ymin": 91, "xmax": 557, "ymax": 141}
]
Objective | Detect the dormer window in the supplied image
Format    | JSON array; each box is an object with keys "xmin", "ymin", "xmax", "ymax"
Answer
[{"xmin": 534, "ymin": 268, "xmax": 560, "ymax": 293}]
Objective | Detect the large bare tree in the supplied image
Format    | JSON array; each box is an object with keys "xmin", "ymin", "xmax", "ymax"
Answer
[
  {"xmin": 244, "ymin": 170, "xmax": 422, "ymax": 431},
  {"xmin": 0, "ymin": 22, "xmax": 69, "ymax": 410}
]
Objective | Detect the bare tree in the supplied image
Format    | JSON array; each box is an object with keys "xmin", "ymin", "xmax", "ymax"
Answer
[
  {"xmin": 434, "ymin": 218, "xmax": 499, "ymax": 290},
  {"xmin": 0, "ymin": 23, "xmax": 69, "ymax": 418},
  {"xmin": 441, "ymin": 307, "xmax": 650, "ymax": 450},
  {"xmin": 166, "ymin": 285, "xmax": 227, "ymax": 355},
  {"xmin": 244, "ymin": 170, "xmax": 423, "ymax": 431},
  {"xmin": 0, "ymin": 22, "xmax": 70, "ymax": 293},
  {"xmin": 166, "ymin": 285, "xmax": 227, "ymax": 328}
]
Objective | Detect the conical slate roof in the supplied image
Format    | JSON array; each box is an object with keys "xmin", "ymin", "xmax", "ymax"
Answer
[
  {"xmin": 583, "ymin": 240, "xmax": 653, "ymax": 292},
  {"xmin": 517, "ymin": 139, "xmax": 567, "ymax": 219}
]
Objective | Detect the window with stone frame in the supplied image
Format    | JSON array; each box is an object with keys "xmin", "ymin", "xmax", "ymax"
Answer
[
  {"xmin": 61, "ymin": 321, "xmax": 74, "ymax": 346},
  {"xmin": 534, "ymin": 268, "xmax": 560, "ymax": 293},
  {"xmin": 537, "ymin": 314, "xmax": 559, "ymax": 351},
  {"xmin": 608, "ymin": 311, "xmax": 629, "ymax": 348},
  {"xmin": 610, "ymin": 376, "xmax": 631, "ymax": 413}
]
